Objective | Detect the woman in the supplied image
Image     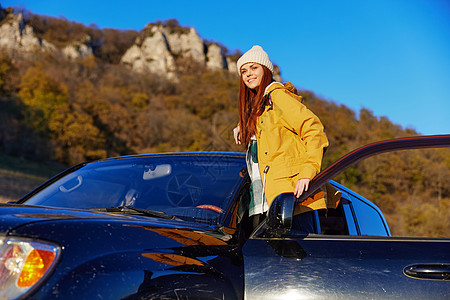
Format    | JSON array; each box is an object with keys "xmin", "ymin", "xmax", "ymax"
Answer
[{"xmin": 234, "ymin": 45, "xmax": 334, "ymax": 232}]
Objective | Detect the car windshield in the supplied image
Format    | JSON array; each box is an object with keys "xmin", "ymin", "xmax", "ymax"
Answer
[{"xmin": 21, "ymin": 154, "xmax": 246, "ymax": 225}]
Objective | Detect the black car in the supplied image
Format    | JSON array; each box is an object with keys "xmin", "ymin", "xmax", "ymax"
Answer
[{"xmin": 1, "ymin": 135, "xmax": 449, "ymax": 299}]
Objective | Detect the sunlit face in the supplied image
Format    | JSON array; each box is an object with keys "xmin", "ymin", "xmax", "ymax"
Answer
[{"xmin": 240, "ymin": 63, "xmax": 264, "ymax": 90}]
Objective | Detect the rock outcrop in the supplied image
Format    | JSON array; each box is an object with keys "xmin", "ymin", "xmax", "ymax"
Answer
[
  {"xmin": 0, "ymin": 10, "xmax": 56, "ymax": 55},
  {"xmin": 61, "ymin": 34, "xmax": 94, "ymax": 60},
  {"xmin": 206, "ymin": 43, "xmax": 226, "ymax": 70},
  {"xmin": 121, "ymin": 28, "xmax": 178, "ymax": 79},
  {"xmin": 0, "ymin": 8, "xmax": 93, "ymax": 60},
  {"xmin": 121, "ymin": 23, "xmax": 233, "ymax": 79},
  {"xmin": 164, "ymin": 27, "xmax": 205, "ymax": 64}
]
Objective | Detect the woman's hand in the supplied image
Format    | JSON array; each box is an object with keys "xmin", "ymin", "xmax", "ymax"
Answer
[
  {"xmin": 294, "ymin": 178, "xmax": 310, "ymax": 198},
  {"xmin": 233, "ymin": 125, "xmax": 241, "ymax": 144}
]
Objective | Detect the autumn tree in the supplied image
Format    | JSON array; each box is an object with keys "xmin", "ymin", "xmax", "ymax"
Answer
[
  {"xmin": 18, "ymin": 66, "xmax": 69, "ymax": 134},
  {"xmin": 0, "ymin": 54, "xmax": 19, "ymax": 95}
]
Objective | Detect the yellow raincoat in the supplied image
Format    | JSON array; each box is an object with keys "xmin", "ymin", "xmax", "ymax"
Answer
[{"xmin": 255, "ymin": 82, "xmax": 340, "ymax": 214}]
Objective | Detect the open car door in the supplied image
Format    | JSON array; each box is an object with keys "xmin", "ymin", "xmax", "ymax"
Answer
[{"xmin": 243, "ymin": 135, "xmax": 450, "ymax": 299}]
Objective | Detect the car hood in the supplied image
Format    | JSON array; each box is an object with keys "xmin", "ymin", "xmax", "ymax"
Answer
[
  {"xmin": 0, "ymin": 204, "xmax": 210, "ymax": 233},
  {"xmin": 0, "ymin": 204, "xmax": 134, "ymax": 231},
  {"xmin": 0, "ymin": 204, "xmax": 234, "ymax": 250}
]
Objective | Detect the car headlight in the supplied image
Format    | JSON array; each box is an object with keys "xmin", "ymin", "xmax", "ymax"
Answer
[{"xmin": 0, "ymin": 236, "xmax": 60, "ymax": 299}]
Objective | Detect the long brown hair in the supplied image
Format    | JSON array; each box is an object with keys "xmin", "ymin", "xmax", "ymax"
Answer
[{"xmin": 238, "ymin": 66, "xmax": 274, "ymax": 145}]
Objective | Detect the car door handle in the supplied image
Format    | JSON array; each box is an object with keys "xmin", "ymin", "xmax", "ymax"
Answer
[{"xmin": 403, "ymin": 264, "xmax": 450, "ymax": 280}]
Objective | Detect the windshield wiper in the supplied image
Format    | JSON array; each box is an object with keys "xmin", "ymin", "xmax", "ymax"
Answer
[{"xmin": 99, "ymin": 206, "xmax": 181, "ymax": 220}]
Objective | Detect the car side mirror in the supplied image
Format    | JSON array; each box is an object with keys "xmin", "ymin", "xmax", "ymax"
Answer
[{"xmin": 266, "ymin": 193, "xmax": 295, "ymax": 232}]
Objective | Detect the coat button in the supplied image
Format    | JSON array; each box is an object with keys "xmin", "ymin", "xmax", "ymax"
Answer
[{"xmin": 265, "ymin": 152, "xmax": 268, "ymax": 155}]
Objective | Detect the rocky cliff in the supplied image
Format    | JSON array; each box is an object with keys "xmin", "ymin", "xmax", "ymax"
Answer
[
  {"xmin": 0, "ymin": 9, "xmax": 56, "ymax": 55},
  {"xmin": 0, "ymin": 7, "xmax": 280, "ymax": 80},
  {"xmin": 120, "ymin": 23, "xmax": 235, "ymax": 79},
  {"xmin": 0, "ymin": 8, "xmax": 93, "ymax": 60}
]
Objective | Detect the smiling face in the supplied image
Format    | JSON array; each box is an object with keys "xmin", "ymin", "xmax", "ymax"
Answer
[{"xmin": 240, "ymin": 63, "xmax": 264, "ymax": 90}]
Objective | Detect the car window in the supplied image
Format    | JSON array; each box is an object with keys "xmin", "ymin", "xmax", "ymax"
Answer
[
  {"xmin": 21, "ymin": 154, "xmax": 247, "ymax": 225},
  {"xmin": 351, "ymin": 195, "xmax": 390, "ymax": 236},
  {"xmin": 316, "ymin": 181, "xmax": 390, "ymax": 237},
  {"xmin": 317, "ymin": 201, "xmax": 349, "ymax": 235},
  {"xmin": 329, "ymin": 147, "xmax": 449, "ymax": 238}
]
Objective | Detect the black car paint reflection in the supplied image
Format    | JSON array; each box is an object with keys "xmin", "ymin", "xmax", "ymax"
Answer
[{"xmin": 5, "ymin": 206, "xmax": 243, "ymax": 299}]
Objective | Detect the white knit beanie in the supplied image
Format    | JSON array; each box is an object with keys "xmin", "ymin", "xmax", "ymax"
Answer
[{"xmin": 236, "ymin": 45, "xmax": 274, "ymax": 75}]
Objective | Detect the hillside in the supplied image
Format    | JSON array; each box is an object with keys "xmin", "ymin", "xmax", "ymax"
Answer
[
  {"xmin": 0, "ymin": 153, "xmax": 66, "ymax": 202},
  {"xmin": 0, "ymin": 6, "xmax": 449, "ymax": 237}
]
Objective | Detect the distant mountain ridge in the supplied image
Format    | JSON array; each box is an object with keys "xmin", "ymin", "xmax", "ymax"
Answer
[{"xmin": 0, "ymin": 7, "xmax": 282, "ymax": 80}]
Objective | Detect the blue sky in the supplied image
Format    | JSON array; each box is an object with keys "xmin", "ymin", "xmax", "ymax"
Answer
[{"xmin": 3, "ymin": 0, "xmax": 450, "ymax": 135}]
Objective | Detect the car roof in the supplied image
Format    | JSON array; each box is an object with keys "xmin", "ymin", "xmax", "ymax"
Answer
[{"xmin": 95, "ymin": 151, "xmax": 246, "ymax": 163}]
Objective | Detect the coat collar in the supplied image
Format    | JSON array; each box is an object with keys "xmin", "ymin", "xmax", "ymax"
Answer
[
  {"xmin": 264, "ymin": 81, "xmax": 298, "ymax": 96},
  {"xmin": 264, "ymin": 82, "xmax": 283, "ymax": 95}
]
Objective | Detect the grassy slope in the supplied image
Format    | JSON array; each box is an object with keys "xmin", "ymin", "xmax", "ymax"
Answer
[{"xmin": 0, "ymin": 153, "xmax": 67, "ymax": 203}]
